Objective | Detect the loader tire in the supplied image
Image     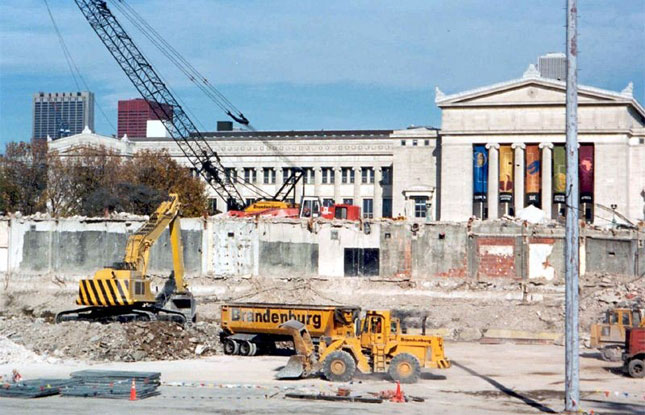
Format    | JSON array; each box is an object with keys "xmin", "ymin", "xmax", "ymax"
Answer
[
  {"xmin": 627, "ymin": 359, "xmax": 644, "ymax": 378},
  {"xmin": 388, "ymin": 353, "xmax": 421, "ymax": 384},
  {"xmin": 224, "ymin": 339, "xmax": 239, "ymax": 355},
  {"xmin": 601, "ymin": 346, "xmax": 622, "ymax": 362},
  {"xmin": 323, "ymin": 350, "xmax": 356, "ymax": 382}
]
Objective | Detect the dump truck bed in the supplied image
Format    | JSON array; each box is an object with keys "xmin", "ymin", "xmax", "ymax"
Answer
[{"xmin": 221, "ymin": 303, "xmax": 360, "ymax": 338}]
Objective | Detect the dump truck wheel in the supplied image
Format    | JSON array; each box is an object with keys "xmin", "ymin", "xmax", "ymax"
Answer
[
  {"xmin": 239, "ymin": 340, "xmax": 254, "ymax": 356},
  {"xmin": 224, "ymin": 339, "xmax": 239, "ymax": 355},
  {"xmin": 323, "ymin": 351, "xmax": 356, "ymax": 382},
  {"xmin": 388, "ymin": 353, "xmax": 421, "ymax": 384},
  {"xmin": 628, "ymin": 359, "xmax": 644, "ymax": 378}
]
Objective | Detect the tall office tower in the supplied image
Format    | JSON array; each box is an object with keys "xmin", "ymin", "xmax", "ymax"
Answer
[
  {"xmin": 537, "ymin": 53, "xmax": 566, "ymax": 81},
  {"xmin": 117, "ymin": 98, "xmax": 173, "ymax": 138},
  {"xmin": 32, "ymin": 91, "xmax": 95, "ymax": 141}
]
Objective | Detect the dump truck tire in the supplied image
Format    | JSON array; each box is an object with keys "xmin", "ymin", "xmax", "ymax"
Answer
[
  {"xmin": 628, "ymin": 359, "xmax": 644, "ymax": 378},
  {"xmin": 388, "ymin": 353, "xmax": 421, "ymax": 384},
  {"xmin": 323, "ymin": 351, "xmax": 356, "ymax": 382},
  {"xmin": 239, "ymin": 340, "xmax": 254, "ymax": 356},
  {"xmin": 224, "ymin": 339, "xmax": 239, "ymax": 355}
]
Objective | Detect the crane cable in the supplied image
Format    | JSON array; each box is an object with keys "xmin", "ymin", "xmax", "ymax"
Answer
[
  {"xmin": 42, "ymin": 0, "xmax": 117, "ymax": 133},
  {"xmin": 109, "ymin": 0, "xmax": 250, "ymax": 127},
  {"xmin": 108, "ymin": 0, "xmax": 305, "ymax": 201}
]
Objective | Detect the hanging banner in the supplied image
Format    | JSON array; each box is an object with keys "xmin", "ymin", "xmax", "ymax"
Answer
[
  {"xmin": 553, "ymin": 145, "xmax": 566, "ymax": 203},
  {"xmin": 498, "ymin": 145, "xmax": 514, "ymax": 203},
  {"xmin": 525, "ymin": 145, "xmax": 541, "ymax": 205},
  {"xmin": 473, "ymin": 145, "xmax": 488, "ymax": 202},
  {"xmin": 579, "ymin": 144, "xmax": 594, "ymax": 203}
]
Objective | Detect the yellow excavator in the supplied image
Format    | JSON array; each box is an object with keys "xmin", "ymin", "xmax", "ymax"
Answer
[
  {"xmin": 277, "ymin": 310, "xmax": 450, "ymax": 383},
  {"xmin": 55, "ymin": 194, "xmax": 196, "ymax": 324}
]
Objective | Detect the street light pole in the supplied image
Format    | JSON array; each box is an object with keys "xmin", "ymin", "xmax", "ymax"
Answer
[{"xmin": 564, "ymin": 0, "xmax": 580, "ymax": 412}]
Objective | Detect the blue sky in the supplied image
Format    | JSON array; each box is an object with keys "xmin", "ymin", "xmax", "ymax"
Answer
[{"xmin": 0, "ymin": 1, "xmax": 643, "ymax": 147}]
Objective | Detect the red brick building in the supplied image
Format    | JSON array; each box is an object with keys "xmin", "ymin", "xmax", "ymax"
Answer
[{"xmin": 117, "ymin": 98, "xmax": 172, "ymax": 138}]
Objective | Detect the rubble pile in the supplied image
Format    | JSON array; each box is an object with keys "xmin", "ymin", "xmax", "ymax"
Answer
[{"xmin": 0, "ymin": 315, "xmax": 222, "ymax": 363}]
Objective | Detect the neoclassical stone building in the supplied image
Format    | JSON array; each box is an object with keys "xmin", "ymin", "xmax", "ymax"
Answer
[
  {"xmin": 436, "ymin": 65, "xmax": 645, "ymax": 225},
  {"xmin": 49, "ymin": 65, "xmax": 645, "ymax": 225}
]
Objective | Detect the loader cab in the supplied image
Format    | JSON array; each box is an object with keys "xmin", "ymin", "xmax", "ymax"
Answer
[{"xmin": 361, "ymin": 311, "xmax": 398, "ymax": 347}]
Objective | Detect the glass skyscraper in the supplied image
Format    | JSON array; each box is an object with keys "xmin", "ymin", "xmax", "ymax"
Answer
[{"xmin": 32, "ymin": 91, "xmax": 95, "ymax": 141}]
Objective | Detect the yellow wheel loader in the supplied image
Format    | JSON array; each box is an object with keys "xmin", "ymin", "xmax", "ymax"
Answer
[
  {"xmin": 55, "ymin": 194, "xmax": 196, "ymax": 324},
  {"xmin": 277, "ymin": 310, "xmax": 450, "ymax": 383},
  {"xmin": 590, "ymin": 307, "xmax": 644, "ymax": 361}
]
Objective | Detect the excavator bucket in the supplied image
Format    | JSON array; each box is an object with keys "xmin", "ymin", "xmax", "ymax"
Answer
[
  {"xmin": 276, "ymin": 355, "xmax": 307, "ymax": 379},
  {"xmin": 275, "ymin": 319, "xmax": 318, "ymax": 380}
]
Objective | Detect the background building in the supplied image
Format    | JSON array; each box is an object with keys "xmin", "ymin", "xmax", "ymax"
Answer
[
  {"xmin": 32, "ymin": 91, "xmax": 94, "ymax": 141},
  {"xmin": 436, "ymin": 64, "xmax": 645, "ymax": 225},
  {"xmin": 538, "ymin": 52, "xmax": 566, "ymax": 81},
  {"xmin": 117, "ymin": 98, "xmax": 173, "ymax": 138}
]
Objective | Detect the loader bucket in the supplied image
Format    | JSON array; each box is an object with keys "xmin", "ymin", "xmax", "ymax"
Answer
[{"xmin": 276, "ymin": 355, "xmax": 307, "ymax": 379}]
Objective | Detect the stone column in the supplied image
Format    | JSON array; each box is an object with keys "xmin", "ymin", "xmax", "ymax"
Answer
[
  {"xmin": 512, "ymin": 143, "xmax": 526, "ymax": 215},
  {"xmin": 485, "ymin": 143, "xmax": 499, "ymax": 219},
  {"xmin": 333, "ymin": 167, "xmax": 341, "ymax": 203},
  {"xmin": 353, "ymin": 167, "xmax": 361, "ymax": 206},
  {"xmin": 539, "ymin": 143, "xmax": 553, "ymax": 218},
  {"xmin": 374, "ymin": 167, "xmax": 383, "ymax": 218}
]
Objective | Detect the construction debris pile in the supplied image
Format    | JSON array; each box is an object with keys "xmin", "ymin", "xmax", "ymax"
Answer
[{"xmin": 0, "ymin": 315, "xmax": 222, "ymax": 363}]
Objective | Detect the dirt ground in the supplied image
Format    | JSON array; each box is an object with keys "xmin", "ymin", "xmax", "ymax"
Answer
[{"xmin": 0, "ymin": 342, "xmax": 642, "ymax": 415}]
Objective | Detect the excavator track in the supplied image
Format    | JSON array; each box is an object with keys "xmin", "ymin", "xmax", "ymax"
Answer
[{"xmin": 55, "ymin": 305, "xmax": 189, "ymax": 325}]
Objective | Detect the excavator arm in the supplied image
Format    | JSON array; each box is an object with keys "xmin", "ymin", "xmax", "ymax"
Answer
[{"xmin": 121, "ymin": 194, "xmax": 186, "ymax": 292}]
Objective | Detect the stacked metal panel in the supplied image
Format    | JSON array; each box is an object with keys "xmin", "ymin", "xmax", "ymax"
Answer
[
  {"xmin": 61, "ymin": 370, "xmax": 161, "ymax": 399},
  {"xmin": 0, "ymin": 379, "xmax": 80, "ymax": 398}
]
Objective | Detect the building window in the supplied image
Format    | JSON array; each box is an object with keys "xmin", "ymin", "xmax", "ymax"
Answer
[
  {"xmin": 322, "ymin": 167, "xmax": 335, "ymax": 184},
  {"xmin": 282, "ymin": 167, "xmax": 297, "ymax": 184},
  {"xmin": 243, "ymin": 168, "xmax": 256, "ymax": 184},
  {"xmin": 363, "ymin": 198, "xmax": 373, "ymax": 219},
  {"xmin": 424, "ymin": 139, "xmax": 430, "ymax": 146},
  {"xmin": 401, "ymin": 140, "xmax": 406, "ymax": 146},
  {"xmin": 263, "ymin": 168, "xmax": 275, "ymax": 184},
  {"xmin": 323, "ymin": 198, "xmax": 335, "ymax": 207},
  {"xmin": 382, "ymin": 198, "xmax": 392, "ymax": 218},
  {"xmin": 224, "ymin": 168, "xmax": 237, "ymax": 184},
  {"xmin": 381, "ymin": 167, "xmax": 392, "ymax": 185},
  {"xmin": 207, "ymin": 198, "xmax": 217, "ymax": 215},
  {"xmin": 361, "ymin": 167, "xmax": 374, "ymax": 184},
  {"xmin": 413, "ymin": 196, "xmax": 429, "ymax": 218},
  {"xmin": 302, "ymin": 167, "xmax": 314, "ymax": 184},
  {"xmin": 343, "ymin": 198, "xmax": 354, "ymax": 205},
  {"xmin": 412, "ymin": 140, "xmax": 418, "ymax": 146},
  {"xmin": 341, "ymin": 167, "xmax": 354, "ymax": 184}
]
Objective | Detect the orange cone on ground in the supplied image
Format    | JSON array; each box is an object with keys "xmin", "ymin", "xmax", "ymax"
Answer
[
  {"xmin": 130, "ymin": 378, "xmax": 137, "ymax": 401},
  {"xmin": 392, "ymin": 381, "xmax": 405, "ymax": 403}
]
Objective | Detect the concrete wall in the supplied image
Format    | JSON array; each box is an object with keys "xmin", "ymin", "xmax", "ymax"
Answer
[{"xmin": 1, "ymin": 216, "xmax": 643, "ymax": 281}]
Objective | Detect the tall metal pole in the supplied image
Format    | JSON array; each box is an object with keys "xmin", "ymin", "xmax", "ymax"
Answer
[{"xmin": 564, "ymin": 0, "xmax": 580, "ymax": 412}]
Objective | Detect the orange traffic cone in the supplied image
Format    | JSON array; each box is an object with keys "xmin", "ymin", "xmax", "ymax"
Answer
[
  {"xmin": 392, "ymin": 381, "xmax": 405, "ymax": 403},
  {"xmin": 130, "ymin": 378, "xmax": 137, "ymax": 401}
]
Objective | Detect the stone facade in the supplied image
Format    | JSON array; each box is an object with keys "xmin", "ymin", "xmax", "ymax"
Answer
[
  {"xmin": 48, "ymin": 67, "xmax": 645, "ymax": 224},
  {"xmin": 436, "ymin": 66, "xmax": 645, "ymax": 225}
]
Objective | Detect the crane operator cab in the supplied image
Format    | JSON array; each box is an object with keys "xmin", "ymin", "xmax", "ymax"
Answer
[{"xmin": 299, "ymin": 196, "xmax": 321, "ymax": 218}]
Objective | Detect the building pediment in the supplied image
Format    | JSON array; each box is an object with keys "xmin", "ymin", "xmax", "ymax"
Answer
[{"xmin": 435, "ymin": 76, "xmax": 644, "ymax": 119}]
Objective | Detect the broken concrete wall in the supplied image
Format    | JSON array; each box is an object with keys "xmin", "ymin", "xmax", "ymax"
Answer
[
  {"xmin": 1, "ymin": 216, "xmax": 643, "ymax": 280},
  {"xmin": 2, "ymin": 217, "xmax": 203, "ymax": 276}
]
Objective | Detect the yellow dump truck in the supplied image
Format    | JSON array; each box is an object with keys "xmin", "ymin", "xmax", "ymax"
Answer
[{"xmin": 220, "ymin": 303, "xmax": 360, "ymax": 356}]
